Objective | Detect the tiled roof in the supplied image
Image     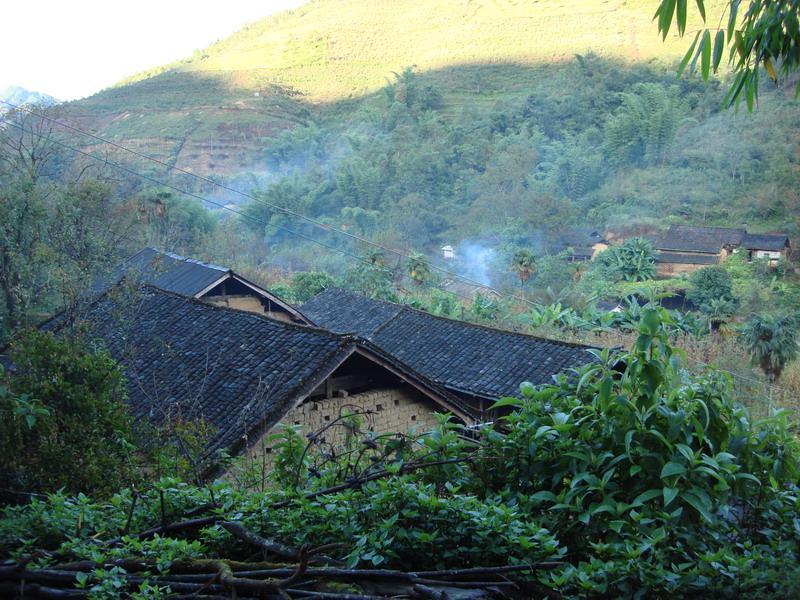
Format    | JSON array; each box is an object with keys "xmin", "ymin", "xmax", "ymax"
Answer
[
  {"xmin": 93, "ymin": 248, "xmax": 311, "ymax": 324},
  {"xmin": 655, "ymin": 225, "xmax": 745, "ymax": 254},
  {"xmin": 95, "ymin": 248, "xmax": 229, "ymax": 297},
  {"xmin": 656, "ymin": 251, "xmax": 719, "ymax": 265},
  {"xmin": 43, "ymin": 287, "xmax": 471, "ymax": 461},
  {"xmin": 742, "ymin": 233, "xmax": 789, "ymax": 251},
  {"xmin": 302, "ymin": 288, "xmax": 598, "ymax": 400}
]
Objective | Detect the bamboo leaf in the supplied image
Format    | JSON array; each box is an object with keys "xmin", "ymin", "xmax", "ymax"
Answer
[
  {"xmin": 701, "ymin": 30, "xmax": 712, "ymax": 80},
  {"xmin": 677, "ymin": 30, "xmax": 702, "ymax": 76},
  {"xmin": 727, "ymin": 0, "xmax": 739, "ymax": 39},
  {"xmin": 676, "ymin": 0, "xmax": 687, "ymax": 35},
  {"xmin": 660, "ymin": 0, "xmax": 677, "ymax": 39},
  {"xmin": 695, "ymin": 0, "xmax": 706, "ymax": 21},
  {"xmin": 712, "ymin": 30, "xmax": 725, "ymax": 73}
]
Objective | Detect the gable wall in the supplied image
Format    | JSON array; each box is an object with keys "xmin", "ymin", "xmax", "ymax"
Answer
[
  {"xmin": 203, "ymin": 294, "xmax": 294, "ymax": 322},
  {"xmin": 229, "ymin": 386, "xmax": 442, "ymax": 483}
]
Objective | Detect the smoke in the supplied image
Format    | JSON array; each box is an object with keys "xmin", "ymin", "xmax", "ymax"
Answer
[{"xmin": 456, "ymin": 242, "xmax": 496, "ymax": 286}]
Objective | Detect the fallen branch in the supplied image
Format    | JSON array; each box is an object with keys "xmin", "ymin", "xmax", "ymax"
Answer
[{"xmin": 221, "ymin": 521, "xmax": 299, "ymax": 559}]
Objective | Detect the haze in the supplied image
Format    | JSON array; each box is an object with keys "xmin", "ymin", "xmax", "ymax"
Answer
[{"xmin": 0, "ymin": 0, "xmax": 306, "ymax": 100}]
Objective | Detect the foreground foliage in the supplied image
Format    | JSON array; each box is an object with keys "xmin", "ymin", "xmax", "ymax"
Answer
[
  {"xmin": 1, "ymin": 309, "xmax": 799, "ymax": 598},
  {"xmin": 0, "ymin": 331, "xmax": 138, "ymax": 502}
]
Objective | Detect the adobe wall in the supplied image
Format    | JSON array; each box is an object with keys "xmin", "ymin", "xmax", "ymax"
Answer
[
  {"xmin": 229, "ymin": 386, "xmax": 442, "ymax": 483},
  {"xmin": 204, "ymin": 294, "xmax": 293, "ymax": 322}
]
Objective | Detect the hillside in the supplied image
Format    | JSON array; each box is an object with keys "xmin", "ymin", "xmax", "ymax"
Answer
[
  {"xmin": 33, "ymin": 0, "xmax": 797, "ymax": 266},
  {"xmin": 59, "ymin": 0, "xmax": 724, "ymax": 175}
]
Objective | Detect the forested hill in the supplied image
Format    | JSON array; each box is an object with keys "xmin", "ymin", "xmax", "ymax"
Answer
[{"xmin": 54, "ymin": 0, "xmax": 799, "ymax": 249}]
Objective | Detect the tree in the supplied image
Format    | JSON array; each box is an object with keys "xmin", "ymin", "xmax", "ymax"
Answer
[
  {"xmin": 687, "ymin": 265, "xmax": 735, "ymax": 307},
  {"xmin": 509, "ymin": 249, "xmax": 536, "ymax": 289},
  {"xmin": 687, "ymin": 265, "xmax": 738, "ymax": 330},
  {"xmin": 407, "ymin": 252, "xmax": 432, "ymax": 286},
  {"xmin": 740, "ymin": 313, "xmax": 799, "ymax": 381},
  {"xmin": 597, "ymin": 237, "xmax": 657, "ymax": 282},
  {"xmin": 604, "ymin": 83, "xmax": 689, "ymax": 166},
  {"xmin": 291, "ymin": 271, "xmax": 335, "ymax": 302},
  {"xmin": 0, "ymin": 331, "xmax": 137, "ymax": 499},
  {"xmin": 655, "ymin": 0, "xmax": 800, "ymax": 108}
]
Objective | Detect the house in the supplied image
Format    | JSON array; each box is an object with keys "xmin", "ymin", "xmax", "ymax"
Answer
[
  {"xmin": 41, "ymin": 286, "xmax": 475, "ymax": 477},
  {"xmin": 654, "ymin": 225, "xmax": 745, "ymax": 276},
  {"xmin": 96, "ymin": 248, "xmax": 310, "ymax": 324},
  {"xmin": 653, "ymin": 225, "xmax": 791, "ymax": 276},
  {"xmin": 301, "ymin": 288, "xmax": 598, "ymax": 417},
  {"xmin": 441, "ymin": 245, "xmax": 456, "ymax": 260},
  {"xmin": 741, "ymin": 233, "xmax": 791, "ymax": 265},
  {"xmin": 549, "ymin": 228, "xmax": 609, "ymax": 262}
]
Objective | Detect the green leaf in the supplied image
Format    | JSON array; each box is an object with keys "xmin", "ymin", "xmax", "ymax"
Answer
[
  {"xmin": 695, "ymin": 0, "xmax": 706, "ymax": 21},
  {"xmin": 727, "ymin": 1, "xmax": 738, "ymax": 39},
  {"xmin": 663, "ymin": 486, "xmax": 679, "ymax": 507},
  {"xmin": 661, "ymin": 461, "xmax": 686, "ymax": 478},
  {"xmin": 676, "ymin": 443, "xmax": 694, "ymax": 464},
  {"xmin": 712, "ymin": 30, "xmax": 725, "ymax": 73},
  {"xmin": 677, "ymin": 30, "xmax": 702, "ymax": 76},
  {"xmin": 491, "ymin": 396, "xmax": 524, "ymax": 410},
  {"xmin": 676, "ymin": 0, "xmax": 687, "ymax": 35},
  {"xmin": 683, "ymin": 489, "xmax": 713, "ymax": 521},
  {"xmin": 530, "ymin": 491, "xmax": 557, "ymax": 503},
  {"xmin": 700, "ymin": 30, "xmax": 712, "ymax": 80},
  {"xmin": 659, "ymin": 0, "xmax": 677, "ymax": 39},
  {"xmin": 632, "ymin": 489, "xmax": 662, "ymax": 507}
]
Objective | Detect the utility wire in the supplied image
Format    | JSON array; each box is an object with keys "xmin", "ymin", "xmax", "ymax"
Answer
[
  {"xmin": 0, "ymin": 99, "xmax": 530, "ymax": 304},
  {"xmin": 0, "ymin": 117, "xmax": 407, "ymax": 282},
  {"xmin": 0, "ymin": 116, "xmax": 488, "ymax": 306}
]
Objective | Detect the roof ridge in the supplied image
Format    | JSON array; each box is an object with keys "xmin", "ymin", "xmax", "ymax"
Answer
[
  {"xmin": 139, "ymin": 285, "xmax": 349, "ymax": 339},
  {"xmin": 327, "ymin": 287, "xmax": 596, "ymax": 350}
]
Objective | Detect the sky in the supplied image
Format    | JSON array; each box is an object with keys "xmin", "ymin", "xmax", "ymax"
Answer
[{"xmin": 0, "ymin": 0, "xmax": 307, "ymax": 101}]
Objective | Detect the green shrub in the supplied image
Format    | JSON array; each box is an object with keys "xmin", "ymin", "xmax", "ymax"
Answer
[{"xmin": 0, "ymin": 331, "xmax": 138, "ymax": 500}]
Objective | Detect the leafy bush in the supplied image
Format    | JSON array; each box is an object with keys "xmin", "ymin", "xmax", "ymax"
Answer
[
  {"xmin": 687, "ymin": 265, "xmax": 736, "ymax": 309},
  {"xmin": 0, "ymin": 331, "xmax": 138, "ymax": 500},
  {"xmin": 291, "ymin": 271, "xmax": 336, "ymax": 302},
  {"xmin": 481, "ymin": 307, "xmax": 800, "ymax": 596},
  {"xmin": 596, "ymin": 237, "xmax": 657, "ymax": 282}
]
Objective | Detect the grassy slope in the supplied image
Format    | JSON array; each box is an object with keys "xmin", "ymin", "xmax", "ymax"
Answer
[{"xmin": 62, "ymin": 0, "xmax": 725, "ymax": 173}]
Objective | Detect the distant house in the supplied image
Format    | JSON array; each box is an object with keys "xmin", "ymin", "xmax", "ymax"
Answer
[
  {"xmin": 653, "ymin": 225, "xmax": 791, "ymax": 276},
  {"xmin": 550, "ymin": 228, "xmax": 609, "ymax": 262},
  {"xmin": 741, "ymin": 233, "xmax": 791, "ymax": 265},
  {"xmin": 301, "ymin": 288, "xmax": 598, "ymax": 417},
  {"xmin": 42, "ymin": 286, "xmax": 474, "ymax": 477},
  {"xmin": 97, "ymin": 248, "xmax": 310, "ymax": 324},
  {"xmin": 441, "ymin": 245, "xmax": 456, "ymax": 260}
]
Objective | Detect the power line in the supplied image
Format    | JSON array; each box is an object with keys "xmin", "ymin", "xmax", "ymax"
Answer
[
  {"xmin": 0, "ymin": 99, "xmax": 532, "ymax": 305},
  {"xmin": 0, "ymin": 118, "xmax": 404, "ymax": 281},
  {"xmin": 0, "ymin": 116, "xmax": 490, "ymax": 307}
]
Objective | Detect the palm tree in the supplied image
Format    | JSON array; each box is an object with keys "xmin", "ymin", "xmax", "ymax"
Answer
[
  {"xmin": 510, "ymin": 249, "xmax": 536, "ymax": 289},
  {"xmin": 407, "ymin": 252, "xmax": 431, "ymax": 286},
  {"xmin": 740, "ymin": 313, "xmax": 799, "ymax": 381}
]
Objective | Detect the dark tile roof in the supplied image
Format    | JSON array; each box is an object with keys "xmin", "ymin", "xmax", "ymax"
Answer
[
  {"xmin": 556, "ymin": 228, "xmax": 608, "ymax": 247},
  {"xmin": 656, "ymin": 251, "xmax": 719, "ymax": 265},
  {"xmin": 302, "ymin": 288, "xmax": 598, "ymax": 400},
  {"xmin": 655, "ymin": 225, "xmax": 746, "ymax": 254},
  {"xmin": 43, "ymin": 287, "xmax": 471, "ymax": 462},
  {"xmin": 95, "ymin": 248, "xmax": 229, "ymax": 297},
  {"xmin": 742, "ymin": 233, "xmax": 790, "ymax": 251},
  {"xmin": 93, "ymin": 248, "xmax": 311, "ymax": 324}
]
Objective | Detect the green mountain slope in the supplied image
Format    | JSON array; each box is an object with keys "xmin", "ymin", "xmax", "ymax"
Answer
[{"xmin": 61, "ymin": 0, "xmax": 723, "ymax": 174}]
